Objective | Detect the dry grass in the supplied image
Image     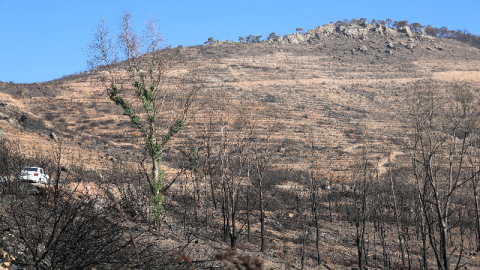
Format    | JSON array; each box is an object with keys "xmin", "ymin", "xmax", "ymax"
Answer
[{"xmin": 1, "ymin": 32, "xmax": 480, "ymax": 269}]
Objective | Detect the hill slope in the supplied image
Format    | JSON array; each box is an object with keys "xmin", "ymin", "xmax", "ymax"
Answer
[{"xmin": 1, "ymin": 22, "xmax": 480, "ymax": 269}]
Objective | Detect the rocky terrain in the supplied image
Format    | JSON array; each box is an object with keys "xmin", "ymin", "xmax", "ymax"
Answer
[{"xmin": 1, "ymin": 22, "xmax": 480, "ymax": 269}]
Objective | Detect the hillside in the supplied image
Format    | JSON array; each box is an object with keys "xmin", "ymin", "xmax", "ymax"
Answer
[
  {"xmin": 2, "ymin": 23, "xmax": 480, "ymax": 175},
  {"xmin": 1, "ymin": 22, "xmax": 480, "ymax": 269}
]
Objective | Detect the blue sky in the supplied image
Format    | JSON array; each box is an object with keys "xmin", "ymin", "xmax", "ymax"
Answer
[{"xmin": 1, "ymin": 0, "xmax": 479, "ymax": 83}]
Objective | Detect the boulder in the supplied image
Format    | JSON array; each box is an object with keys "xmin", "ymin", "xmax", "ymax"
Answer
[
  {"xmin": 313, "ymin": 23, "xmax": 336, "ymax": 37},
  {"xmin": 50, "ymin": 132, "xmax": 59, "ymax": 142},
  {"xmin": 407, "ymin": 41, "xmax": 415, "ymax": 49},
  {"xmin": 383, "ymin": 26, "xmax": 398, "ymax": 38},
  {"xmin": 359, "ymin": 21, "xmax": 374, "ymax": 30},
  {"xmin": 284, "ymin": 32, "xmax": 305, "ymax": 44},
  {"xmin": 0, "ymin": 118, "xmax": 19, "ymax": 128},
  {"xmin": 293, "ymin": 31, "xmax": 305, "ymax": 42},
  {"xmin": 359, "ymin": 45, "xmax": 368, "ymax": 52},
  {"xmin": 374, "ymin": 24, "xmax": 384, "ymax": 35},
  {"xmin": 337, "ymin": 24, "xmax": 368, "ymax": 39},
  {"xmin": 399, "ymin": 26, "xmax": 414, "ymax": 37},
  {"xmin": 304, "ymin": 31, "xmax": 318, "ymax": 42}
]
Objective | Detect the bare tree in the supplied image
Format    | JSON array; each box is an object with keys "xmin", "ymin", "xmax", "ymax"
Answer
[
  {"xmin": 251, "ymin": 117, "xmax": 275, "ymax": 253},
  {"xmin": 406, "ymin": 80, "xmax": 479, "ymax": 270},
  {"xmin": 353, "ymin": 150, "xmax": 370, "ymax": 270},
  {"xmin": 0, "ymin": 141, "xmax": 154, "ymax": 269}
]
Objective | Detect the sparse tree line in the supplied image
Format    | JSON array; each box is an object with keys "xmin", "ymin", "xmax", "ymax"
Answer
[
  {"xmin": 156, "ymin": 79, "xmax": 480, "ymax": 270},
  {"xmin": 204, "ymin": 18, "xmax": 480, "ymax": 49}
]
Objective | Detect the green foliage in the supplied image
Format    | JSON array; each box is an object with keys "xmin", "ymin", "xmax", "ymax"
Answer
[
  {"xmin": 150, "ymin": 166, "xmax": 165, "ymax": 220},
  {"xmin": 88, "ymin": 11, "xmax": 201, "ymax": 226},
  {"xmin": 238, "ymin": 36, "xmax": 245, "ymax": 42},
  {"xmin": 161, "ymin": 118, "xmax": 185, "ymax": 149},
  {"xmin": 245, "ymin": 35, "xmax": 262, "ymax": 43},
  {"xmin": 108, "ymin": 62, "xmax": 187, "ymax": 222},
  {"xmin": 108, "ymin": 83, "xmax": 144, "ymax": 132}
]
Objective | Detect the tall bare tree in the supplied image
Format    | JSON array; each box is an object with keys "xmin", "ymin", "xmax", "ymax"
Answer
[
  {"xmin": 406, "ymin": 80, "xmax": 479, "ymax": 270},
  {"xmin": 251, "ymin": 117, "xmax": 274, "ymax": 253}
]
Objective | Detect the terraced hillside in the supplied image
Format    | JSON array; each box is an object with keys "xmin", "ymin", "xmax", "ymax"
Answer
[
  {"xmin": 1, "ymin": 22, "xmax": 480, "ymax": 269},
  {"xmin": 2, "ymin": 25, "xmax": 479, "ymax": 178}
]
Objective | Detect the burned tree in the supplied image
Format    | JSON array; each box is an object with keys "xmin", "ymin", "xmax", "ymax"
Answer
[{"xmin": 406, "ymin": 80, "xmax": 480, "ymax": 270}]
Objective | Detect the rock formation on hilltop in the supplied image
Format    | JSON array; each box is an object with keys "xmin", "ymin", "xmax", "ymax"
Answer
[{"xmin": 270, "ymin": 22, "xmax": 426, "ymax": 45}]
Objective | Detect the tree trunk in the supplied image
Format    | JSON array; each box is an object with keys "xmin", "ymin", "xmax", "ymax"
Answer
[
  {"xmin": 204, "ymin": 175, "xmax": 209, "ymax": 232},
  {"xmin": 440, "ymin": 220, "xmax": 450, "ymax": 270},
  {"xmin": 153, "ymin": 157, "xmax": 161, "ymax": 230},
  {"xmin": 388, "ymin": 156, "xmax": 406, "ymax": 267},
  {"xmin": 230, "ymin": 198, "xmax": 237, "ymax": 249},
  {"xmin": 473, "ymin": 169, "xmax": 480, "ymax": 251},
  {"xmin": 315, "ymin": 202, "xmax": 321, "ymax": 266},
  {"xmin": 247, "ymin": 188, "xmax": 251, "ymax": 242},
  {"xmin": 260, "ymin": 181, "xmax": 265, "ymax": 253}
]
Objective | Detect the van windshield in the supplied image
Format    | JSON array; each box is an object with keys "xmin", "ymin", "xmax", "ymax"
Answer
[{"xmin": 23, "ymin": 167, "xmax": 38, "ymax": 172}]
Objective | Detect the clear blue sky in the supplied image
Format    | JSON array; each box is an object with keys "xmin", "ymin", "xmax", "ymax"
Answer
[{"xmin": 1, "ymin": 0, "xmax": 479, "ymax": 83}]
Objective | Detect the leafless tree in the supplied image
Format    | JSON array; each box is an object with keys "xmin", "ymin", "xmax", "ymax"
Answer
[
  {"xmin": 353, "ymin": 150, "xmax": 370, "ymax": 270},
  {"xmin": 251, "ymin": 118, "xmax": 275, "ymax": 253},
  {"xmin": 0, "ymin": 141, "xmax": 160, "ymax": 269},
  {"xmin": 406, "ymin": 80, "xmax": 480, "ymax": 270}
]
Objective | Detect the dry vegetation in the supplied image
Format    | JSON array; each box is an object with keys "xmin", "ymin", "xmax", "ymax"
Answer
[{"xmin": 1, "ymin": 22, "xmax": 480, "ymax": 269}]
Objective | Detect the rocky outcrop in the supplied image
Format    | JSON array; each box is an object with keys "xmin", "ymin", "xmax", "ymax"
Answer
[
  {"xmin": 337, "ymin": 24, "xmax": 369, "ymax": 39},
  {"xmin": 284, "ymin": 32, "xmax": 305, "ymax": 44},
  {"xmin": 306, "ymin": 23, "xmax": 336, "ymax": 39},
  {"xmin": 407, "ymin": 39, "xmax": 415, "ymax": 49},
  {"xmin": 359, "ymin": 45, "xmax": 368, "ymax": 52},
  {"xmin": 398, "ymin": 26, "xmax": 414, "ymax": 37},
  {"xmin": 0, "ymin": 110, "xmax": 20, "ymax": 129},
  {"xmin": 383, "ymin": 26, "xmax": 398, "ymax": 38},
  {"xmin": 268, "ymin": 22, "xmax": 426, "ymax": 45}
]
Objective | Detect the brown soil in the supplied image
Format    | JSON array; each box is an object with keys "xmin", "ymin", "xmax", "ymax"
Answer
[{"xmin": 1, "ymin": 31, "xmax": 480, "ymax": 269}]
